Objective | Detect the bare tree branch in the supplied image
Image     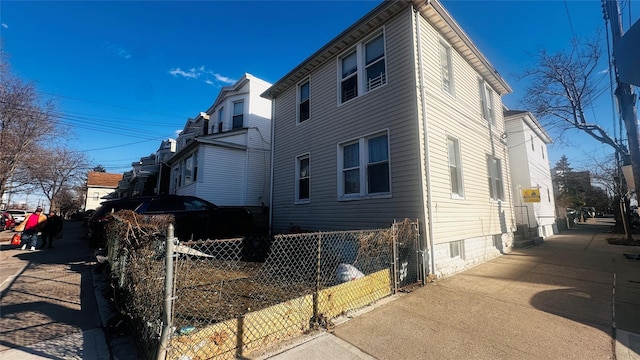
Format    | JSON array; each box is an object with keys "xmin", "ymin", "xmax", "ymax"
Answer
[
  {"xmin": 517, "ymin": 35, "xmax": 624, "ymax": 155},
  {"xmin": 24, "ymin": 147, "xmax": 89, "ymax": 210},
  {"xmin": 0, "ymin": 54, "xmax": 59, "ymax": 204}
]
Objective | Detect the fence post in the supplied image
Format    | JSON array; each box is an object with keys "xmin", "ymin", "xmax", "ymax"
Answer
[
  {"xmin": 157, "ymin": 224, "xmax": 176, "ymax": 360},
  {"xmin": 313, "ymin": 233, "xmax": 322, "ymax": 322},
  {"xmin": 392, "ymin": 220, "xmax": 398, "ymax": 294}
]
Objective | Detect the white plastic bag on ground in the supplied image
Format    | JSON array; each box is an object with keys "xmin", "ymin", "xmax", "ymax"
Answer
[{"xmin": 335, "ymin": 263, "xmax": 364, "ymax": 283}]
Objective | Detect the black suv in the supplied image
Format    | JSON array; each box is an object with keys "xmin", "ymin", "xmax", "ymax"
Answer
[{"xmin": 87, "ymin": 195, "xmax": 253, "ymax": 247}]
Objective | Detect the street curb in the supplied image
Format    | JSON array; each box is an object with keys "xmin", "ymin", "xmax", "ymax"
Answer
[{"xmin": 92, "ymin": 261, "xmax": 140, "ymax": 360}]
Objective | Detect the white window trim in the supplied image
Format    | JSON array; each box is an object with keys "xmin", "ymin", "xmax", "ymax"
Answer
[
  {"xmin": 295, "ymin": 153, "xmax": 310, "ymax": 204},
  {"xmin": 447, "ymin": 135, "xmax": 464, "ymax": 199},
  {"xmin": 479, "ymin": 79, "xmax": 495, "ymax": 124},
  {"xmin": 175, "ymin": 152, "xmax": 199, "ymax": 188},
  {"xmin": 337, "ymin": 29, "xmax": 387, "ymax": 105},
  {"xmin": 337, "ymin": 130, "xmax": 391, "ymax": 201},
  {"xmin": 487, "ymin": 155, "xmax": 504, "ymax": 201},
  {"xmin": 450, "ymin": 240, "xmax": 465, "ymax": 259},
  {"xmin": 297, "ymin": 78, "xmax": 310, "ymax": 124},
  {"xmin": 216, "ymin": 107, "xmax": 224, "ymax": 133},
  {"xmin": 232, "ymin": 100, "xmax": 244, "ymax": 129},
  {"xmin": 439, "ymin": 39, "xmax": 455, "ymax": 96}
]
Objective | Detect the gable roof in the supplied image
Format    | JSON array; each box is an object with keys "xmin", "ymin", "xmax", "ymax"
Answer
[
  {"xmin": 87, "ymin": 172, "xmax": 123, "ymax": 188},
  {"xmin": 504, "ymin": 109, "xmax": 553, "ymax": 144},
  {"xmin": 263, "ymin": 0, "xmax": 511, "ymax": 99}
]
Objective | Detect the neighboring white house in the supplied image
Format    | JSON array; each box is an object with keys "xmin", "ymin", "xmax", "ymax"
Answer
[
  {"xmin": 85, "ymin": 172, "xmax": 122, "ymax": 210},
  {"xmin": 115, "ymin": 139, "xmax": 176, "ymax": 198},
  {"xmin": 263, "ymin": 0, "xmax": 516, "ymax": 277},
  {"xmin": 504, "ymin": 109, "xmax": 558, "ymax": 239},
  {"xmin": 168, "ymin": 73, "xmax": 272, "ymax": 208}
]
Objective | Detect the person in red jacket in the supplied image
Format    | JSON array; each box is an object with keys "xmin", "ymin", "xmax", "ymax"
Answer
[{"xmin": 15, "ymin": 206, "xmax": 48, "ymax": 251}]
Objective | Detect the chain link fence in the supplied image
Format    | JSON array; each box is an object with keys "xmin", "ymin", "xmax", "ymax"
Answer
[{"xmin": 104, "ymin": 211, "xmax": 421, "ymax": 360}]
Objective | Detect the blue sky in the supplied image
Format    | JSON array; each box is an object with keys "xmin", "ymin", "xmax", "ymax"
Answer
[{"xmin": 2, "ymin": 0, "xmax": 639, "ymax": 176}]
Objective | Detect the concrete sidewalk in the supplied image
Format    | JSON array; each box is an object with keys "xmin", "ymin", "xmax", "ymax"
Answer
[
  {"xmin": 0, "ymin": 220, "xmax": 138, "ymax": 360},
  {"xmin": 251, "ymin": 219, "xmax": 640, "ymax": 360}
]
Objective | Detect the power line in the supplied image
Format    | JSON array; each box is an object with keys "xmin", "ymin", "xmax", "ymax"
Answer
[{"xmin": 37, "ymin": 90, "xmax": 191, "ymax": 120}]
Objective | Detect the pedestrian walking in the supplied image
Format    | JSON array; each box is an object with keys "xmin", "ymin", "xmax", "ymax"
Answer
[
  {"xmin": 15, "ymin": 206, "xmax": 48, "ymax": 251},
  {"xmin": 41, "ymin": 210, "xmax": 63, "ymax": 249}
]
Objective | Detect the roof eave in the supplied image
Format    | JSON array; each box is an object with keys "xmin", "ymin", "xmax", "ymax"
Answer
[
  {"xmin": 262, "ymin": 0, "xmax": 409, "ymax": 99},
  {"xmin": 262, "ymin": 0, "xmax": 511, "ymax": 99},
  {"xmin": 421, "ymin": 0, "xmax": 512, "ymax": 95}
]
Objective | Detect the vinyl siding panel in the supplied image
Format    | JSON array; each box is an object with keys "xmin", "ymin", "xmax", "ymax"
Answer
[
  {"xmin": 416, "ymin": 13, "xmax": 515, "ymax": 245},
  {"xmin": 174, "ymin": 75, "xmax": 272, "ymax": 208},
  {"xmin": 193, "ymin": 146, "xmax": 247, "ymax": 206},
  {"xmin": 506, "ymin": 115, "xmax": 557, "ymax": 235},
  {"xmin": 271, "ymin": 10, "xmax": 423, "ymax": 233}
]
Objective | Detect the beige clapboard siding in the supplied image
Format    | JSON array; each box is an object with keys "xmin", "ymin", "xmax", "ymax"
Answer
[
  {"xmin": 416, "ymin": 13, "xmax": 513, "ymax": 242},
  {"xmin": 271, "ymin": 5, "xmax": 515, "ymax": 239},
  {"xmin": 271, "ymin": 10, "xmax": 424, "ymax": 232}
]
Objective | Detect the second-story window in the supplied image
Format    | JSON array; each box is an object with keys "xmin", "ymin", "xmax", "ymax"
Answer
[
  {"xmin": 232, "ymin": 101, "xmax": 244, "ymax": 129},
  {"xmin": 479, "ymin": 79, "xmax": 495, "ymax": 124},
  {"xmin": 217, "ymin": 107, "xmax": 224, "ymax": 133},
  {"xmin": 298, "ymin": 80, "xmax": 310, "ymax": 123},
  {"xmin": 531, "ymin": 135, "xmax": 535, "ymax": 151},
  {"xmin": 339, "ymin": 31, "xmax": 386, "ymax": 104},
  {"xmin": 439, "ymin": 40, "xmax": 454, "ymax": 95}
]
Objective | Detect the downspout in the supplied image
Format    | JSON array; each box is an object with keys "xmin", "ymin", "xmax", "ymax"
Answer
[
  {"xmin": 415, "ymin": 1, "xmax": 436, "ymax": 277},
  {"xmin": 244, "ymin": 129, "xmax": 249, "ymax": 205},
  {"xmin": 268, "ymin": 95, "xmax": 276, "ymax": 235}
]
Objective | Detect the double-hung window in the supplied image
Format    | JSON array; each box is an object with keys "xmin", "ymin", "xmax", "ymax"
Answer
[
  {"xmin": 181, "ymin": 152, "xmax": 198, "ymax": 186},
  {"xmin": 487, "ymin": 155, "xmax": 504, "ymax": 200},
  {"xmin": 338, "ymin": 132, "xmax": 390, "ymax": 198},
  {"xmin": 232, "ymin": 101, "xmax": 244, "ymax": 129},
  {"xmin": 217, "ymin": 107, "xmax": 224, "ymax": 133},
  {"xmin": 191, "ymin": 151, "xmax": 198, "ymax": 182},
  {"xmin": 447, "ymin": 136, "xmax": 463, "ymax": 198},
  {"xmin": 184, "ymin": 156, "xmax": 192, "ymax": 184},
  {"xmin": 479, "ymin": 79, "xmax": 495, "ymax": 123},
  {"xmin": 439, "ymin": 40, "xmax": 454, "ymax": 95},
  {"xmin": 298, "ymin": 80, "xmax": 310, "ymax": 123},
  {"xmin": 296, "ymin": 154, "xmax": 310, "ymax": 202},
  {"xmin": 531, "ymin": 135, "xmax": 535, "ymax": 151},
  {"xmin": 339, "ymin": 32, "xmax": 386, "ymax": 104}
]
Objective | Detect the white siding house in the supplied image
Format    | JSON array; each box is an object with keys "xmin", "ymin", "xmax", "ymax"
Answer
[
  {"xmin": 504, "ymin": 109, "xmax": 558, "ymax": 238},
  {"xmin": 263, "ymin": 0, "xmax": 516, "ymax": 278},
  {"xmin": 168, "ymin": 73, "xmax": 272, "ymax": 208},
  {"xmin": 85, "ymin": 172, "xmax": 122, "ymax": 210}
]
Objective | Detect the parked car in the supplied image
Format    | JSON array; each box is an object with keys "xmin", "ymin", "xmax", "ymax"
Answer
[
  {"xmin": 1, "ymin": 211, "xmax": 16, "ymax": 231},
  {"xmin": 7, "ymin": 209, "xmax": 28, "ymax": 224},
  {"xmin": 82, "ymin": 209, "xmax": 96, "ymax": 226},
  {"xmin": 87, "ymin": 195, "xmax": 254, "ymax": 247}
]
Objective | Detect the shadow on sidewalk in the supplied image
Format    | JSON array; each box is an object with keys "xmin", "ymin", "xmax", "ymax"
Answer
[{"xmin": 0, "ymin": 221, "xmax": 103, "ymax": 358}]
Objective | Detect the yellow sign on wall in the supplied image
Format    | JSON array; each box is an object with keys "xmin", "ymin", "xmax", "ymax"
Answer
[{"xmin": 522, "ymin": 188, "xmax": 541, "ymax": 202}]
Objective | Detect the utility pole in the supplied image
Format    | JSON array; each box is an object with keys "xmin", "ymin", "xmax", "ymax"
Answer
[
  {"xmin": 603, "ymin": 0, "xmax": 640, "ymax": 211},
  {"xmin": 602, "ymin": 0, "xmax": 640, "ymax": 240}
]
